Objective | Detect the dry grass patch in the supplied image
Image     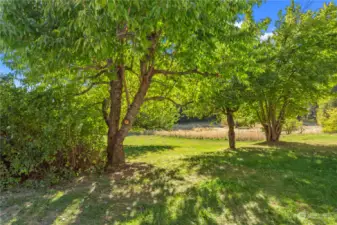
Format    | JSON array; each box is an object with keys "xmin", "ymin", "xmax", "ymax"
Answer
[{"xmin": 143, "ymin": 125, "xmax": 322, "ymax": 141}]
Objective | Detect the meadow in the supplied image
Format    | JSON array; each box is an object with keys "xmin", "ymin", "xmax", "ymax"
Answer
[{"xmin": 1, "ymin": 134, "xmax": 337, "ymax": 225}]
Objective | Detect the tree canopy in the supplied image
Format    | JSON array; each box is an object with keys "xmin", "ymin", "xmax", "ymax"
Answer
[{"xmin": 0, "ymin": 0, "xmax": 259, "ymax": 168}]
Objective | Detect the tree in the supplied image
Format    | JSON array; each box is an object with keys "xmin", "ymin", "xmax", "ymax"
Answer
[
  {"xmin": 247, "ymin": 1, "xmax": 337, "ymax": 142},
  {"xmin": 194, "ymin": 76, "xmax": 247, "ymax": 149},
  {"xmin": 185, "ymin": 8, "xmax": 266, "ymax": 149},
  {"xmin": 0, "ymin": 0, "xmax": 256, "ymax": 167}
]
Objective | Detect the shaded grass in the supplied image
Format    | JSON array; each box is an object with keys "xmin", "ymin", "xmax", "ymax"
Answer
[
  {"xmin": 1, "ymin": 134, "xmax": 337, "ymax": 224},
  {"xmin": 124, "ymin": 145, "xmax": 175, "ymax": 159}
]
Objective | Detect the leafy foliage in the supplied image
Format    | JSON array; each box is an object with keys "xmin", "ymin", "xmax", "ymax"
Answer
[
  {"xmin": 246, "ymin": 1, "xmax": 337, "ymax": 141},
  {"xmin": 0, "ymin": 0, "xmax": 259, "ymax": 166},
  {"xmin": 134, "ymin": 101, "xmax": 179, "ymax": 130},
  {"xmin": 283, "ymin": 118, "xmax": 303, "ymax": 134},
  {"xmin": 317, "ymin": 98, "xmax": 337, "ymax": 133},
  {"xmin": 0, "ymin": 76, "xmax": 106, "ymax": 188},
  {"xmin": 319, "ymin": 108, "xmax": 337, "ymax": 133}
]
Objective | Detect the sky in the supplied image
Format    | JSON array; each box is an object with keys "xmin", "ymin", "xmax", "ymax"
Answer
[
  {"xmin": 253, "ymin": 0, "xmax": 336, "ymax": 32},
  {"xmin": 0, "ymin": 0, "xmax": 336, "ymax": 74}
]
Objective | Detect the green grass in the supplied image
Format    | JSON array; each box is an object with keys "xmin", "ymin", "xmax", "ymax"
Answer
[{"xmin": 1, "ymin": 134, "xmax": 337, "ymax": 225}]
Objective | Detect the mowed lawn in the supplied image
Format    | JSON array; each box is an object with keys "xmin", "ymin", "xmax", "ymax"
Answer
[{"xmin": 1, "ymin": 134, "xmax": 337, "ymax": 225}]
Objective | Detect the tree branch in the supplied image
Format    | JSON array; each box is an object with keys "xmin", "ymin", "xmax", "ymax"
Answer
[
  {"xmin": 153, "ymin": 69, "xmax": 218, "ymax": 77},
  {"xmin": 86, "ymin": 69, "xmax": 109, "ymax": 80},
  {"xmin": 144, "ymin": 96, "xmax": 193, "ymax": 108},
  {"xmin": 73, "ymin": 59, "xmax": 113, "ymax": 71},
  {"xmin": 122, "ymin": 69, "xmax": 131, "ymax": 108},
  {"xmin": 117, "ymin": 31, "xmax": 135, "ymax": 39},
  {"xmin": 125, "ymin": 66, "xmax": 140, "ymax": 76},
  {"xmin": 74, "ymin": 82, "xmax": 109, "ymax": 96},
  {"xmin": 102, "ymin": 98, "xmax": 110, "ymax": 127}
]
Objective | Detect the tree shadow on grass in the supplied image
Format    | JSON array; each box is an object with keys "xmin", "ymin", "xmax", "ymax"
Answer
[
  {"xmin": 124, "ymin": 145, "xmax": 175, "ymax": 158},
  {"xmin": 182, "ymin": 141, "xmax": 337, "ymax": 224},
  {"xmin": 3, "ymin": 142, "xmax": 337, "ymax": 225},
  {"xmin": 4, "ymin": 163, "xmax": 185, "ymax": 225},
  {"xmin": 255, "ymin": 141, "xmax": 337, "ymax": 153}
]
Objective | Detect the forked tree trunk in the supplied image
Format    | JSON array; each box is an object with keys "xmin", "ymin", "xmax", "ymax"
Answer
[
  {"xmin": 226, "ymin": 110, "xmax": 236, "ymax": 149},
  {"xmin": 105, "ymin": 32, "xmax": 159, "ymax": 168},
  {"xmin": 105, "ymin": 66, "xmax": 153, "ymax": 168}
]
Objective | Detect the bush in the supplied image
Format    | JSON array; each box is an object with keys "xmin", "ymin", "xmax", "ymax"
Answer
[
  {"xmin": 317, "ymin": 98, "xmax": 337, "ymax": 133},
  {"xmin": 284, "ymin": 119, "xmax": 303, "ymax": 134},
  {"xmin": 0, "ymin": 78, "xmax": 106, "ymax": 189},
  {"xmin": 319, "ymin": 108, "xmax": 337, "ymax": 133}
]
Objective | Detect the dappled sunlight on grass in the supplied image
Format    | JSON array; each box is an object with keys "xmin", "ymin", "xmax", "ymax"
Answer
[
  {"xmin": 50, "ymin": 191, "xmax": 66, "ymax": 203},
  {"xmin": 1, "ymin": 134, "xmax": 337, "ymax": 224},
  {"xmin": 52, "ymin": 199, "xmax": 82, "ymax": 225}
]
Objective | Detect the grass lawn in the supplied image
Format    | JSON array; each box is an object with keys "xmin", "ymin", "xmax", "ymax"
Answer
[{"xmin": 1, "ymin": 134, "xmax": 337, "ymax": 225}]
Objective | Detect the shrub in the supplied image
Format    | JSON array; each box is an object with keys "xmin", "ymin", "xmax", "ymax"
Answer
[
  {"xmin": 319, "ymin": 108, "xmax": 337, "ymax": 133},
  {"xmin": 0, "ymin": 78, "xmax": 106, "ymax": 189},
  {"xmin": 284, "ymin": 119, "xmax": 303, "ymax": 134},
  {"xmin": 317, "ymin": 98, "xmax": 337, "ymax": 133}
]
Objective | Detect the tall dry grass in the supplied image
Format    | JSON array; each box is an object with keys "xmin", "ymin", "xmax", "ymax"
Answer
[
  {"xmin": 145, "ymin": 127, "xmax": 264, "ymax": 141},
  {"xmin": 142, "ymin": 125, "xmax": 322, "ymax": 141}
]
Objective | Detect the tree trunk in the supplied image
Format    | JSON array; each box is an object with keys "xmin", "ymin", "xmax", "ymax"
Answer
[
  {"xmin": 115, "ymin": 70, "xmax": 153, "ymax": 142},
  {"xmin": 105, "ymin": 67, "xmax": 153, "ymax": 168},
  {"xmin": 106, "ymin": 66, "xmax": 124, "ymax": 167},
  {"xmin": 256, "ymin": 99, "xmax": 287, "ymax": 143},
  {"xmin": 226, "ymin": 109, "xmax": 236, "ymax": 149},
  {"xmin": 105, "ymin": 31, "xmax": 159, "ymax": 168},
  {"xmin": 263, "ymin": 124, "xmax": 281, "ymax": 142}
]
